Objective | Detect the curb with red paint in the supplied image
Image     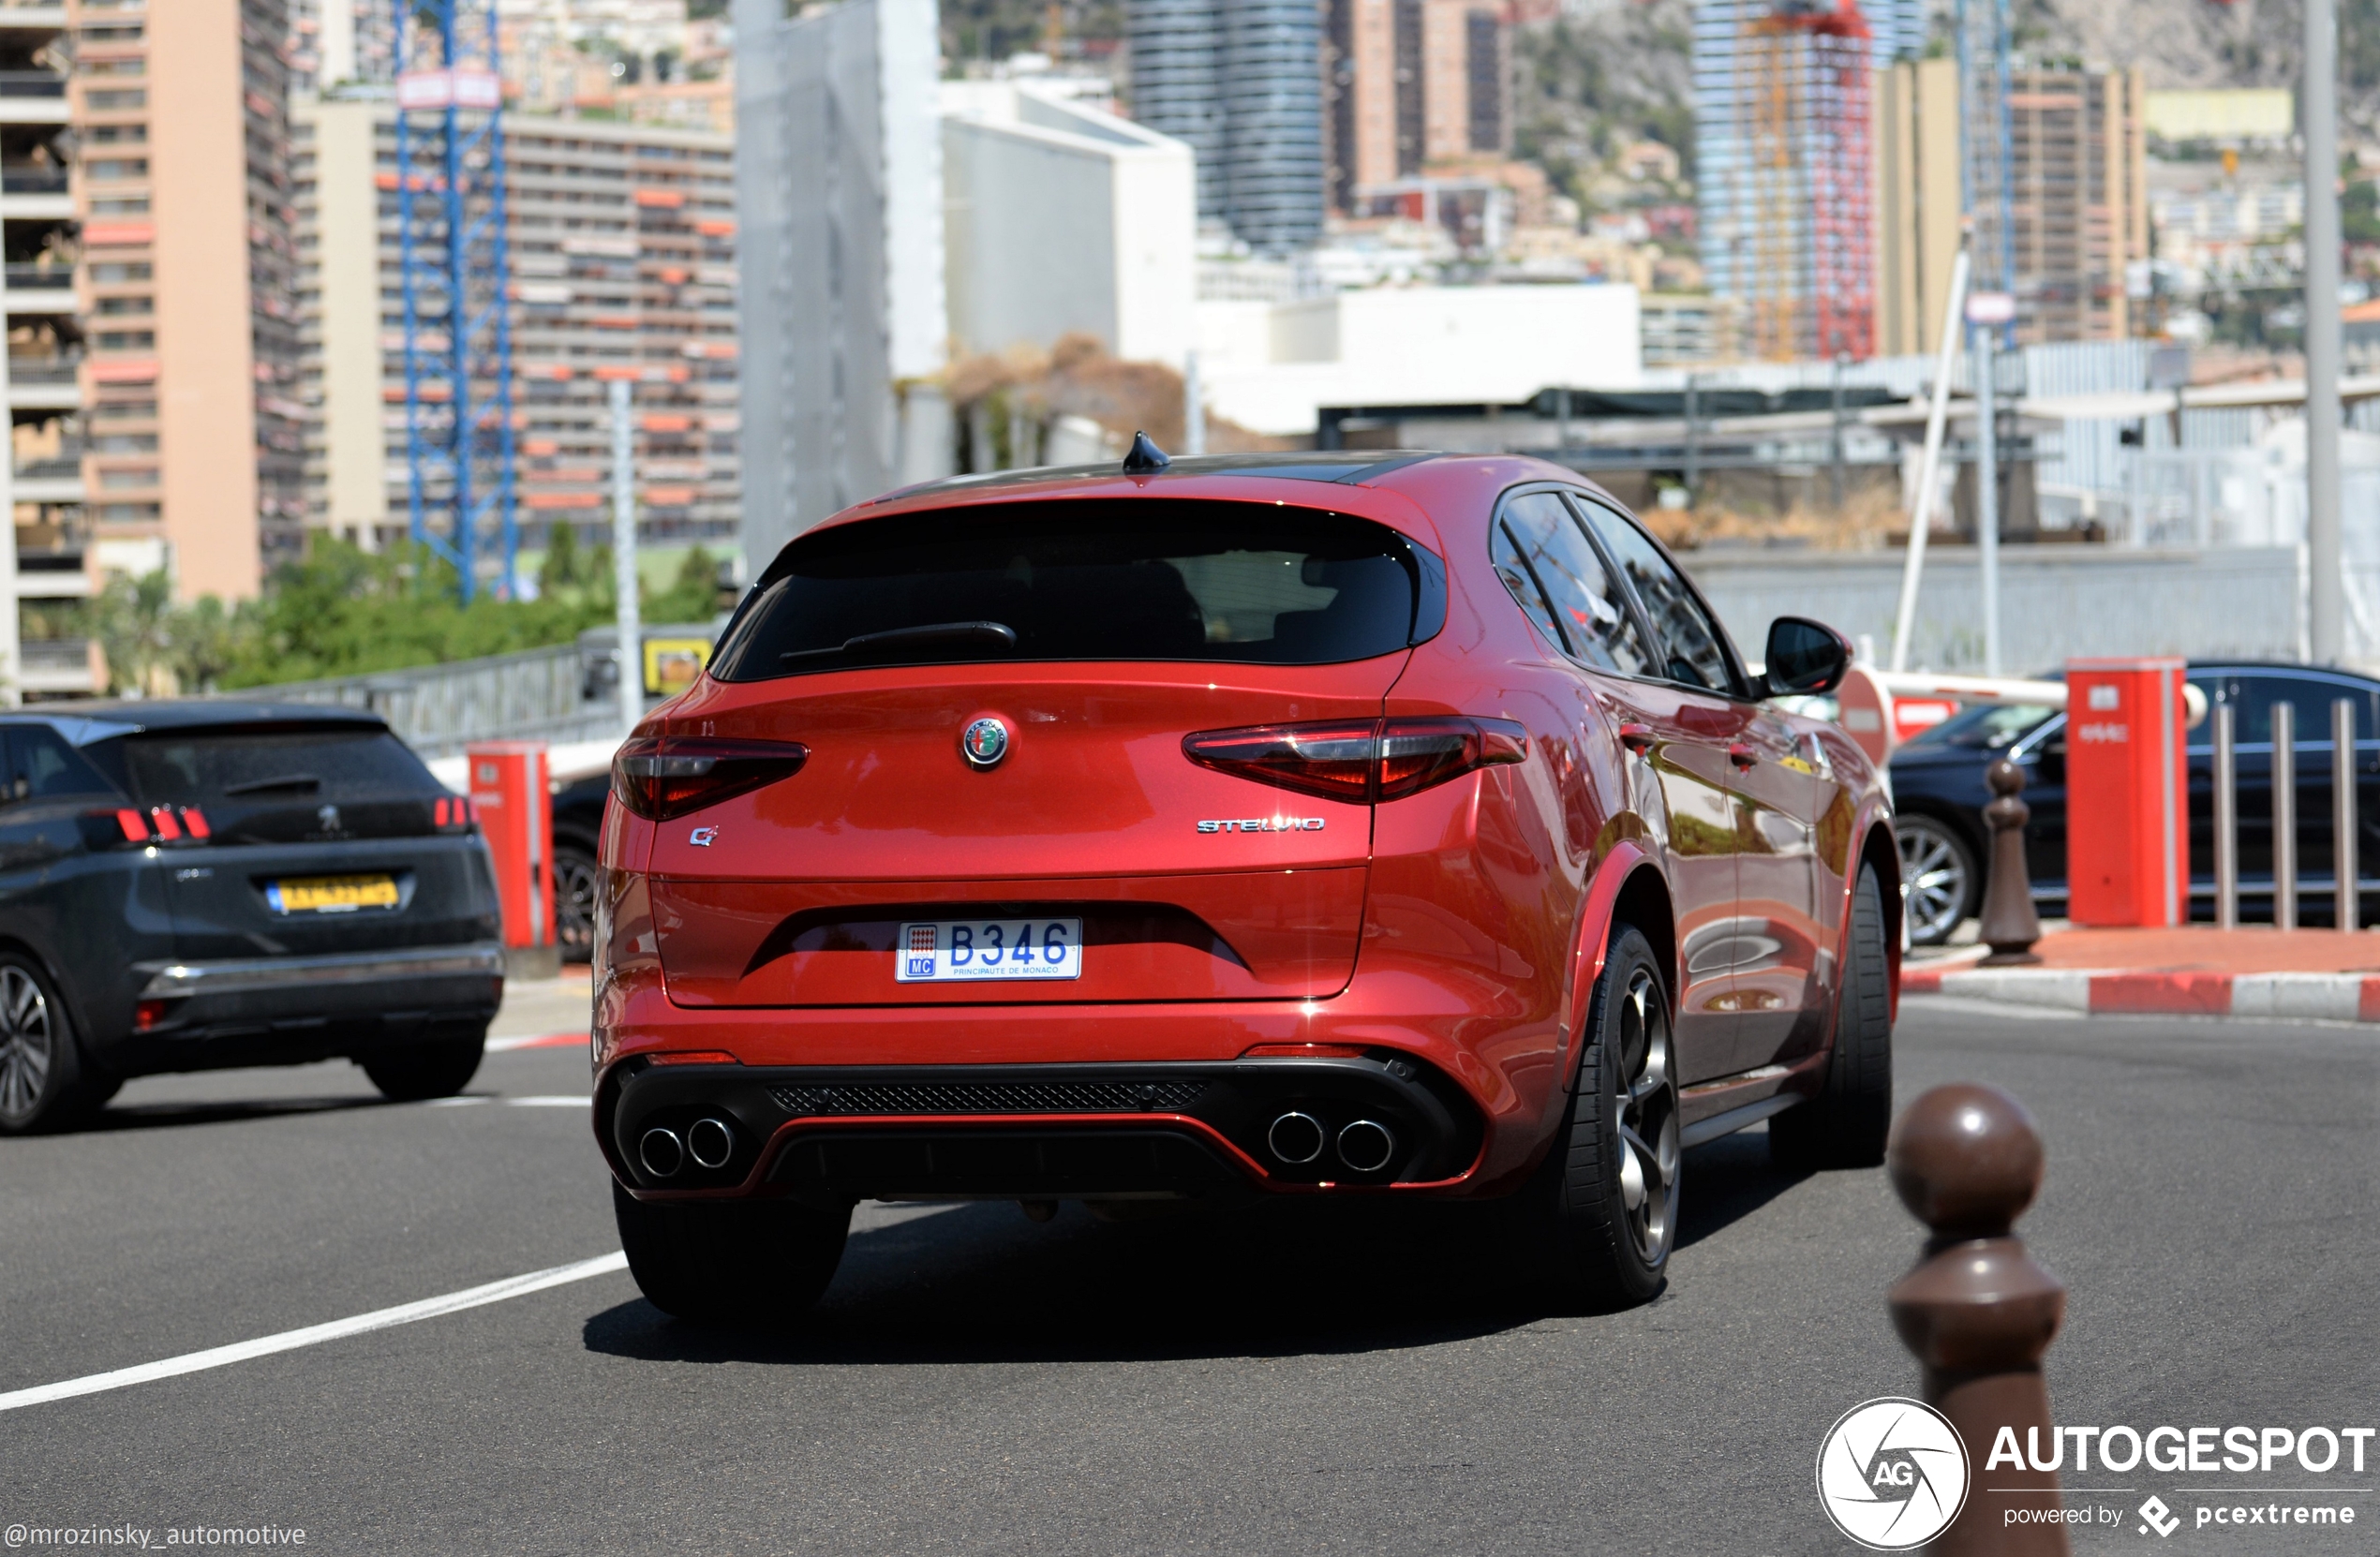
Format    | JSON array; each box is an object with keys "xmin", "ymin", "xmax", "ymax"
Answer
[{"xmin": 1902, "ymin": 965, "xmax": 2380, "ymax": 1021}]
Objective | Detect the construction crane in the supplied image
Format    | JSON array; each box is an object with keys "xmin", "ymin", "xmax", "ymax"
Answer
[{"xmin": 391, "ymin": 0, "xmax": 518, "ymax": 601}]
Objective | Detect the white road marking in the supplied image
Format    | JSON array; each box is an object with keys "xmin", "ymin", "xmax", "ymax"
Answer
[
  {"xmin": 487, "ymin": 1032, "xmax": 588, "ymax": 1052},
  {"xmin": 426, "ymin": 1096, "xmax": 490, "ymax": 1107},
  {"xmin": 0, "ymin": 1253, "xmax": 629, "ymax": 1415},
  {"xmin": 505, "ymin": 1096, "xmax": 589, "ymax": 1107}
]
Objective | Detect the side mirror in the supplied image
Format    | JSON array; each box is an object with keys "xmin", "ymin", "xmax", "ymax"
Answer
[{"xmin": 1761, "ymin": 615, "xmax": 1852, "ymax": 697}]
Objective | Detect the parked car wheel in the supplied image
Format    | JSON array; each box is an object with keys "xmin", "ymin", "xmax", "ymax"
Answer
[
  {"xmin": 0, "ymin": 955, "xmax": 114, "ymax": 1134},
  {"xmin": 613, "ymin": 1180, "xmax": 851, "ymax": 1326},
  {"xmin": 1526, "ymin": 925, "xmax": 1680, "ymax": 1308},
  {"xmin": 1896, "ymin": 814, "xmax": 1977, "ymax": 946},
  {"xmin": 554, "ymin": 842, "xmax": 601, "ymax": 965},
  {"xmin": 1770, "ymin": 864, "xmax": 1894, "ymax": 1170},
  {"xmin": 360, "ymin": 1031, "xmax": 486, "ymax": 1102}
]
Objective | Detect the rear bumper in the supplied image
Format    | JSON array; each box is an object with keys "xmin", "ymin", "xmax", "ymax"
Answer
[
  {"xmin": 599, "ymin": 1058, "xmax": 1488, "ymax": 1203},
  {"xmin": 118, "ymin": 942, "xmax": 506, "ymax": 1072}
]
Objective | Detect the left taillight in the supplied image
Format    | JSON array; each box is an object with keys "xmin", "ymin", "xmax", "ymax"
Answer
[
  {"xmin": 611, "ymin": 735, "xmax": 811, "ymax": 822},
  {"xmin": 103, "ymin": 805, "xmax": 212, "ymax": 846},
  {"xmin": 1183, "ymin": 717, "xmax": 1528, "ymax": 805}
]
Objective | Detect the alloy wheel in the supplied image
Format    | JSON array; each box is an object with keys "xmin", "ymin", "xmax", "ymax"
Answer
[
  {"xmin": 554, "ymin": 850, "xmax": 601, "ymax": 957},
  {"xmin": 0, "ymin": 966, "xmax": 54, "ymax": 1124},
  {"xmin": 1896, "ymin": 817, "xmax": 1972, "ymax": 945},
  {"xmin": 1613, "ymin": 966, "xmax": 1681, "ymax": 1268}
]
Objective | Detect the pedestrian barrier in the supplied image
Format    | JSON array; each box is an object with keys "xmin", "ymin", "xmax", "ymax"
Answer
[
  {"xmin": 1886, "ymin": 1083, "xmax": 2069, "ymax": 1554},
  {"xmin": 2205, "ymin": 695, "xmax": 2363, "ymax": 932}
]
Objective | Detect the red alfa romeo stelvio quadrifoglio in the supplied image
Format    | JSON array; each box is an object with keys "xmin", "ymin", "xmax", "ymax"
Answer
[{"xmin": 591, "ymin": 442, "xmax": 1899, "ymax": 1323}]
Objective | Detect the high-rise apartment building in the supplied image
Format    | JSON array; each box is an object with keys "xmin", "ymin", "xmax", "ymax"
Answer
[
  {"xmin": 1126, "ymin": 0, "xmax": 1323, "ymax": 254},
  {"xmin": 2003, "ymin": 64, "xmax": 2147, "ymax": 344},
  {"xmin": 1323, "ymin": 0, "xmax": 1510, "ymax": 208},
  {"xmin": 77, "ymin": 0, "xmax": 302, "ymax": 601},
  {"xmin": 0, "ymin": 0, "xmax": 86, "ymax": 698},
  {"xmin": 1695, "ymin": 0, "xmax": 1918, "ymax": 313},
  {"xmin": 293, "ymin": 98, "xmax": 741, "ymax": 553},
  {"xmin": 0, "ymin": 0, "xmax": 303, "ymax": 700},
  {"xmin": 1871, "ymin": 59, "xmax": 2148, "ymax": 350}
]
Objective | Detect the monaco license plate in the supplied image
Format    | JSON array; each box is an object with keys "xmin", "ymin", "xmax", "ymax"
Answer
[
  {"xmin": 265, "ymin": 874, "xmax": 399, "ymax": 914},
  {"xmin": 895, "ymin": 918, "xmax": 1083, "ymax": 982}
]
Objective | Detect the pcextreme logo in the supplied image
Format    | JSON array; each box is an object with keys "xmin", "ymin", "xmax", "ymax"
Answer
[{"xmin": 1816, "ymin": 1397, "xmax": 1972, "ymax": 1550}]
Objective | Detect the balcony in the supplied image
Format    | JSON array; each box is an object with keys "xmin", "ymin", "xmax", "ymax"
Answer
[
  {"xmin": 0, "ymin": 165, "xmax": 65, "ymax": 195},
  {"xmin": 0, "ymin": 72, "xmax": 63, "ymax": 97},
  {"xmin": 19, "ymin": 636, "xmax": 97, "ymax": 696}
]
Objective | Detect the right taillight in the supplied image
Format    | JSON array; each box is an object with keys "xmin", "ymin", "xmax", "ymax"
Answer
[
  {"xmin": 612, "ymin": 735, "xmax": 811, "ymax": 822},
  {"xmin": 1183, "ymin": 717, "xmax": 1527, "ymax": 804}
]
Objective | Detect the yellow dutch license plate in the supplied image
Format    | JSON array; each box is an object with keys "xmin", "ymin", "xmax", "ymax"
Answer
[{"xmin": 266, "ymin": 875, "xmax": 399, "ymax": 914}]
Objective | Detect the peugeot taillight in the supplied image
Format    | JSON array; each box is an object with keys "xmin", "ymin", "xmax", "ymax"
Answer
[
  {"xmin": 612, "ymin": 735, "xmax": 811, "ymax": 822},
  {"xmin": 1183, "ymin": 717, "xmax": 1527, "ymax": 804}
]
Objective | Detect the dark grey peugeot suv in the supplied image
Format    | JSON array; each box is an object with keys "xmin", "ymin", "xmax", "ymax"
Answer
[{"xmin": 0, "ymin": 702, "xmax": 506, "ymax": 1132}]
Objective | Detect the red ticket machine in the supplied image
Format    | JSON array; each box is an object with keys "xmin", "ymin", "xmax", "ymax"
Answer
[
  {"xmin": 2064, "ymin": 658, "xmax": 2190, "ymax": 927},
  {"xmin": 467, "ymin": 741, "xmax": 556, "ymax": 972}
]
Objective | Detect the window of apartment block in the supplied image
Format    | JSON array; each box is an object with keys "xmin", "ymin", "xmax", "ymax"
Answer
[
  {"xmin": 86, "ymin": 125, "xmax": 146, "ymax": 144},
  {"xmin": 89, "ymin": 262, "xmax": 151, "ymax": 283},
  {"xmin": 95, "ymin": 331, "xmax": 154, "ymax": 350},
  {"xmin": 85, "ymin": 91, "xmax": 146, "ymax": 111},
  {"xmin": 86, "ymin": 159, "xmax": 148, "ymax": 181}
]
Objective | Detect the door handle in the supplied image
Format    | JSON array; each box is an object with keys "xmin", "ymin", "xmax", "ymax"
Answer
[
  {"xmin": 1729, "ymin": 742, "xmax": 1758, "ymax": 770},
  {"xmin": 1618, "ymin": 722, "xmax": 1656, "ymax": 756}
]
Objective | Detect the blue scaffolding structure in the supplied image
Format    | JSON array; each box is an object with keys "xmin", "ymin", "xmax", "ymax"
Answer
[{"xmin": 392, "ymin": 0, "xmax": 517, "ymax": 600}]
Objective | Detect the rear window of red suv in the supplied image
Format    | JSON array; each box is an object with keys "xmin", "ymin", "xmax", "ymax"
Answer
[{"xmin": 709, "ymin": 498, "xmax": 1429, "ymax": 679}]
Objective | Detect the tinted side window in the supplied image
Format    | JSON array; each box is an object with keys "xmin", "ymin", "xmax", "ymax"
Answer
[
  {"xmin": 1575, "ymin": 502, "xmax": 1737, "ymax": 693},
  {"xmin": 1490, "ymin": 510, "xmax": 1569, "ymax": 653},
  {"xmin": 2225, "ymin": 674, "xmax": 2371, "ymax": 744},
  {"xmin": 2, "ymin": 726, "xmax": 116, "ymax": 802},
  {"xmin": 1500, "ymin": 492, "xmax": 1654, "ymax": 675}
]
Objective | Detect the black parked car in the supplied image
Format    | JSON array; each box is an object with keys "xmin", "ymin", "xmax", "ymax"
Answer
[
  {"xmin": 0, "ymin": 702, "xmax": 506, "ymax": 1132},
  {"xmin": 1889, "ymin": 661, "xmax": 2380, "ymax": 943},
  {"xmin": 552, "ymin": 770, "xmax": 608, "ymax": 962}
]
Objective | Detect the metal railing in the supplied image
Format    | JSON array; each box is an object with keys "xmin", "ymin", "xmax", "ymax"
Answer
[
  {"xmin": 7, "ymin": 358, "xmax": 79, "ymax": 384},
  {"xmin": 0, "ymin": 73, "xmax": 66, "ymax": 98},
  {"xmin": 20, "ymin": 639, "xmax": 87, "ymax": 671},
  {"xmin": 3, "ymin": 264, "xmax": 70, "ymax": 288},
  {"xmin": 0, "ymin": 167, "xmax": 66, "ymax": 194},
  {"xmin": 241, "ymin": 642, "xmax": 619, "ymax": 760}
]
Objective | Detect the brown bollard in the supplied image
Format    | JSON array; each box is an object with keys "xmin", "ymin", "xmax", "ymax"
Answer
[
  {"xmin": 1977, "ymin": 759, "xmax": 2043, "ymax": 965},
  {"xmin": 1886, "ymin": 1084, "xmax": 2068, "ymax": 1554}
]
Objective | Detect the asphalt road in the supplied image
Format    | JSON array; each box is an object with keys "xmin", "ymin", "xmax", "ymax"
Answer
[{"xmin": 3, "ymin": 986, "xmax": 2374, "ymax": 1555}]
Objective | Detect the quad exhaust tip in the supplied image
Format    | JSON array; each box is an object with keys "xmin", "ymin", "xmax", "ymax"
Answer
[
  {"xmin": 687, "ymin": 1116, "xmax": 736, "ymax": 1170},
  {"xmin": 639, "ymin": 1127, "xmax": 685, "ymax": 1179},
  {"xmin": 1337, "ymin": 1120, "xmax": 1396, "ymax": 1173},
  {"xmin": 1267, "ymin": 1111, "xmax": 1325, "ymax": 1164}
]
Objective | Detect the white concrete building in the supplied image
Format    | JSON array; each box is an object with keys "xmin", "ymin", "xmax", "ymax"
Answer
[
  {"xmin": 941, "ymin": 82, "xmax": 1197, "ymax": 370},
  {"xmin": 1195, "ymin": 284, "xmax": 1644, "ymax": 437},
  {"xmin": 733, "ymin": 0, "xmax": 946, "ymax": 570}
]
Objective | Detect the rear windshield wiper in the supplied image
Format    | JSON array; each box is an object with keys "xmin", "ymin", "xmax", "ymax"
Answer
[
  {"xmin": 219, "ymin": 773, "xmax": 322, "ymax": 796},
  {"xmin": 779, "ymin": 620, "xmax": 1019, "ymax": 663}
]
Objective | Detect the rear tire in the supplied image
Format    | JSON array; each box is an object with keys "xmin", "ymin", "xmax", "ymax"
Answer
[
  {"xmin": 1522, "ymin": 926, "xmax": 1680, "ymax": 1308},
  {"xmin": 361, "ymin": 1031, "xmax": 485, "ymax": 1102},
  {"xmin": 1770, "ymin": 863, "xmax": 1894, "ymax": 1171},
  {"xmin": 613, "ymin": 1180, "xmax": 851, "ymax": 1326},
  {"xmin": 0, "ymin": 955, "xmax": 113, "ymax": 1134}
]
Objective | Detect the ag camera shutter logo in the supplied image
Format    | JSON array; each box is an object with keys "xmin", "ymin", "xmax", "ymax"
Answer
[{"xmin": 1816, "ymin": 1398, "xmax": 1971, "ymax": 1550}]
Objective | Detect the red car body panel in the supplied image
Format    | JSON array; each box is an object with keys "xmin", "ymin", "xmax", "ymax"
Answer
[{"xmin": 592, "ymin": 452, "xmax": 1897, "ymax": 1203}]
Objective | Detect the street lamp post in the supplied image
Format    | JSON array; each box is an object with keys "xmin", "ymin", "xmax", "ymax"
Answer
[{"xmin": 2306, "ymin": 0, "xmax": 2345, "ymax": 663}]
